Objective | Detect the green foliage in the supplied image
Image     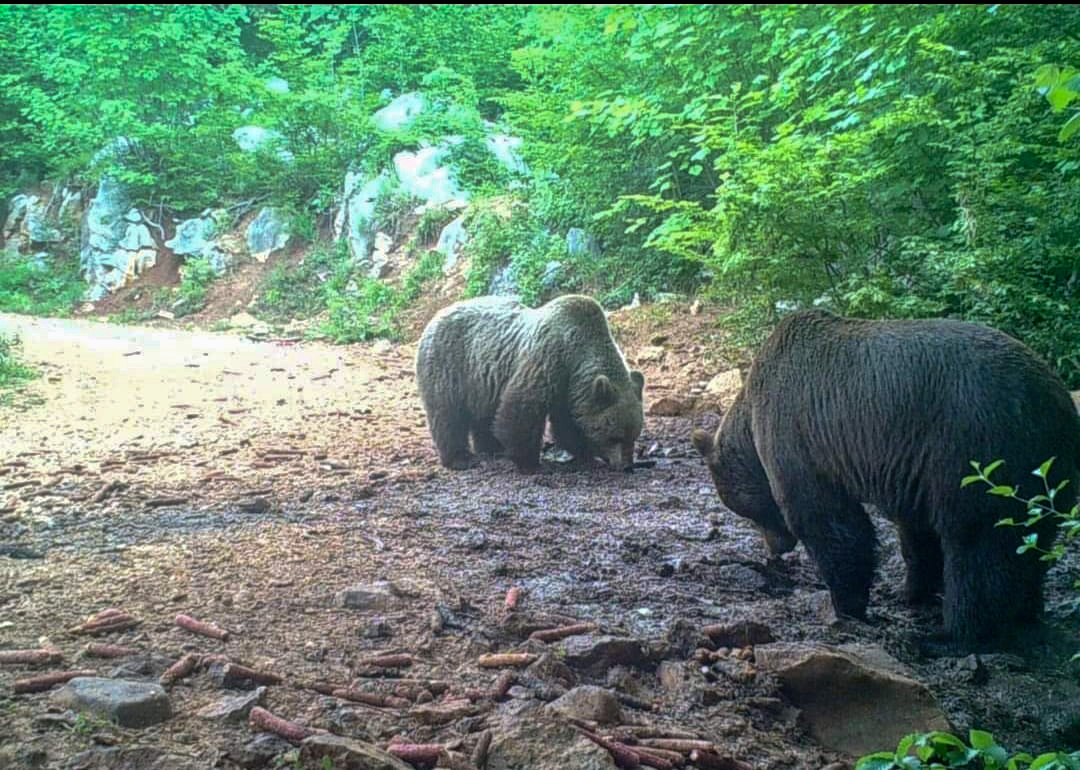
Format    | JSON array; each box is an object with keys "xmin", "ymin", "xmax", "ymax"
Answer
[
  {"xmin": 507, "ymin": 4, "xmax": 1080, "ymax": 385},
  {"xmin": 964, "ymin": 457, "xmax": 1080, "ymax": 644},
  {"xmin": 1035, "ymin": 64, "xmax": 1080, "ymax": 141},
  {"xmin": 415, "ymin": 206, "xmax": 456, "ymax": 245},
  {"xmin": 172, "ymin": 258, "xmax": 218, "ymax": 318},
  {"xmin": 252, "ymin": 246, "xmax": 337, "ymax": 323},
  {"xmin": 858, "ymin": 730, "xmax": 1080, "ymax": 769},
  {"xmin": 0, "ymin": 251, "xmax": 84, "ymax": 315},
  {"xmin": 0, "ymin": 332, "xmax": 36, "ymax": 390},
  {"xmin": 3, "ymin": 3, "xmax": 1079, "ymax": 390}
]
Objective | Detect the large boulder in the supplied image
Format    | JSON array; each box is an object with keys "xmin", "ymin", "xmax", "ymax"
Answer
[
  {"xmin": 373, "ymin": 92, "xmax": 426, "ymax": 133},
  {"xmin": 166, "ymin": 211, "xmax": 230, "ymax": 274},
  {"xmin": 334, "ymin": 170, "xmax": 397, "ymax": 271},
  {"xmin": 393, "ymin": 145, "xmax": 466, "ymax": 207},
  {"xmin": 80, "ymin": 178, "xmax": 159, "ymax": 301},
  {"xmin": 754, "ymin": 643, "xmax": 950, "ymax": 757},
  {"xmin": 246, "ymin": 208, "xmax": 290, "ymax": 263},
  {"xmin": 435, "ymin": 215, "xmax": 468, "ymax": 269},
  {"xmin": 3, "ymin": 194, "xmax": 62, "ymax": 247}
]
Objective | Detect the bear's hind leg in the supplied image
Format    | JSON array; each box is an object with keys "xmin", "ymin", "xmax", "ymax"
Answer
[
  {"xmin": 896, "ymin": 518, "xmax": 944, "ymax": 606},
  {"xmin": 428, "ymin": 407, "xmax": 474, "ymax": 469},
  {"xmin": 776, "ymin": 480, "xmax": 877, "ymax": 620},
  {"xmin": 941, "ymin": 525, "xmax": 1046, "ymax": 649},
  {"xmin": 470, "ymin": 422, "xmax": 503, "ymax": 456}
]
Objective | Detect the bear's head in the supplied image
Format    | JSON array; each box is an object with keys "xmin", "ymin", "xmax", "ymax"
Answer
[
  {"xmin": 692, "ymin": 393, "xmax": 797, "ymax": 555},
  {"xmin": 575, "ymin": 370, "xmax": 645, "ymax": 470}
]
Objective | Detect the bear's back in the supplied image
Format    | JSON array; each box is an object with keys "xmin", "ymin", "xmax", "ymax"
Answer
[{"xmin": 749, "ymin": 310, "xmax": 1080, "ymax": 503}]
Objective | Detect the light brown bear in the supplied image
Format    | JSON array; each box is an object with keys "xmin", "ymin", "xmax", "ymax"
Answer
[
  {"xmin": 416, "ymin": 295, "xmax": 644, "ymax": 472},
  {"xmin": 692, "ymin": 309, "xmax": 1080, "ymax": 651}
]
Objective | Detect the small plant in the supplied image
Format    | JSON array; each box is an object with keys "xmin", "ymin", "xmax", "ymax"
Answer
[
  {"xmin": 415, "ymin": 206, "xmax": 457, "ymax": 245},
  {"xmin": 172, "ymin": 257, "xmax": 218, "ymax": 317},
  {"xmin": 0, "ymin": 332, "xmax": 37, "ymax": 398},
  {"xmin": 963, "ymin": 456, "xmax": 1080, "ymax": 657},
  {"xmin": 858, "ymin": 730, "xmax": 1080, "ymax": 769},
  {"xmin": 963, "ymin": 458, "xmax": 1079, "ymax": 566}
]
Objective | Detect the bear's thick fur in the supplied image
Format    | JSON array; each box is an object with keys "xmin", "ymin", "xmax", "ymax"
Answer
[
  {"xmin": 416, "ymin": 295, "xmax": 644, "ymax": 472},
  {"xmin": 692, "ymin": 310, "xmax": 1080, "ymax": 648}
]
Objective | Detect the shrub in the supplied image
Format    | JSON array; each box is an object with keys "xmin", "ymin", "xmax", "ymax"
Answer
[{"xmin": 858, "ymin": 730, "xmax": 1080, "ymax": 769}]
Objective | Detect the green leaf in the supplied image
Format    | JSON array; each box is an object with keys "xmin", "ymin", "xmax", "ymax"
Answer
[
  {"xmin": 983, "ymin": 460, "xmax": 1005, "ymax": 477},
  {"xmin": 1060, "ymin": 112, "xmax": 1080, "ymax": 142},
  {"xmin": 1034, "ymin": 457, "xmax": 1056, "ymax": 479},
  {"xmin": 1034, "ymin": 64, "xmax": 1060, "ymax": 90},
  {"xmin": 988, "ymin": 485, "xmax": 1017, "ymax": 497},
  {"xmin": 1048, "ymin": 86, "xmax": 1074, "ymax": 112},
  {"xmin": 960, "ymin": 475, "xmax": 982, "ymax": 488}
]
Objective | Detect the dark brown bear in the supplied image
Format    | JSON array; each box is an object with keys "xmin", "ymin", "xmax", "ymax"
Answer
[
  {"xmin": 692, "ymin": 310, "xmax": 1080, "ymax": 650},
  {"xmin": 416, "ymin": 295, "xmax": 644, "ymax": 472}
]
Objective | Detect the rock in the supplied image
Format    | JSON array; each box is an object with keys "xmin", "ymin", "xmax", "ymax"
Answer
[
  {"xmin": 566, "ymin": 228, "xmax": 598, "ymax": 258},
  {"xmin": 165, "ymin": 211, "xmax": 229, "ymax": 274},
  {"xmin": 690, "ymin": 299, "xmax": 703, "ymax": 315},
  {"xmin": 52, "ymin": 677, "xmax": 172, "ymax": 729},
  {"xmin": 409, "ymin": 697, "xmax": 475, "ymax": 725},
  {"xmin": 370, "ymin": 231, "xmax": 394, "ymax": 278},
  {"xmin": 0, "ymin": 744, "xmax": 47, "ymax": 770},
  {"xmin": 81, "ymin": 174, "xmax": 160, "ymax": 300},
  {"xmin": 333, "ymin": 170, "xmax": 396, "ymax": 266},
  {"xmin": 547, "ymin": 685, "xmax": 622, "ymax": 724},
  {"xmin": 488, "ymin": 264, "xmax": 518, "ymax": 296},
  {"xmin": 435, "ymin": 215, "xmax": 468, "ymax": 269},
  {"xmin": 648, "ymin": 396, "xmax": 694, "ymax": 417},
  {"xmin": 265, "ymin": 77, "xmax": 289, "ymax": 94},
  {"xmin": 373, "ymin": 92, "xmax": 426, "ymax": 133},
  {"xmin": 560, "ymin": 635, "xmax": 651, "ymax": 675},
  {"xmin": 360, "ymin": 617, "xmax": 394, "ymax": 639},
  {"xmin": 703, "ymin": 620, "xmax": 776, "ymax": 648},
  {"xmin": 336, "ymin": 581, "xmax": 398, "ymax": 610},
  {"xmin": 527, "ymin": 652, "xmax": 578, "ymax": 690},
  {"xmin": 232, "ymin": 126, "xmax": 293, "ymax": 162},
  {"xmin": 714, "ymin": 563, "xmax": 769, "ymax": 592},
  {"xmin": 635, "ymin": 346, "xmax": 666, "ymax": 364},
  {"xmin": 197, "ymin": 686, "xmax": 265, "ymax": 722},
  {"xmin": 246, "ymin": 208, "xmax": 289, "ymax": 263},
  {"xmin": 486, "ymin": 133, "xmax": 528, "ymax": 175},
  {"xmin": 299, "ymin": 734, "xmax": 412, "ymax": 770},
  {"xmin": 3, "ymin": 194, "xmax": 61, "ymax": 246},
  {"xmin": 657, "ymin": 660, "xmax": 689, "ymax": 693},
  {"xmin": 226, "ymin": 734, "xmax": 296, "ymax": 769},
  {"xmin": 1072, "ymin": 390, "xmax": 1080, "ymax": 412},
  {"xmin": 394, "ymin": 145, "xmax": 467, "ymax": 207},
  {"xmin": 487, "ymin": 714, "xmax": 617, "ymax": 770},
  {"xmin": 754, "ymin": 643, "xmax": 950, "ymax": 757},
  {"xmin": 697, "ymin": 368, "xmax": 742, "ymax": 413}
]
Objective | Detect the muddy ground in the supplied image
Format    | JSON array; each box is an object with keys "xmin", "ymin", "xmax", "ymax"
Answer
[{"xmin": 1, "ymin": 310, "xmax": 1078, "ymax": 770}]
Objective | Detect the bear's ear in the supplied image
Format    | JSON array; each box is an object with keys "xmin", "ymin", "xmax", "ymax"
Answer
[
  {"xmin": 691, "ymin": 429, "xmax": 715, "ymax": 457},
  {"xmin": 592, "ymin": 374, "xmax": 616, "ymax": 406},
  {"xmin": 630, "ymin": 370, "xmax": 645, "ymax": 399}
]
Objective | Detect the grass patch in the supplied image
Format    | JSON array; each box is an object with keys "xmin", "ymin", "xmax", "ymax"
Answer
[
  {"xmin": 0, "ymin": 332, "xmax": 39, "ymax": 408},
  {"xmin": 0, "ymin": 251, "xmax": 85, "ymax": 316}
]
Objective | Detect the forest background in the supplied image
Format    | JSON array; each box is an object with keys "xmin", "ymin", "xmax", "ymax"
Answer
[{"xmin": 1, "ymin": 4, "xmax": 1078, "ymax": 386}]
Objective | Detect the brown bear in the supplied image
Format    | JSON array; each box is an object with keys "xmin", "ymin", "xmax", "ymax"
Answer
[
  {"xmin": 416, "ymin": 294, "xmax": 645, "ymax": 472},
  {"xmin": 692, "ymin": 309, "xmax": 1080, "ymax": 650}
]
